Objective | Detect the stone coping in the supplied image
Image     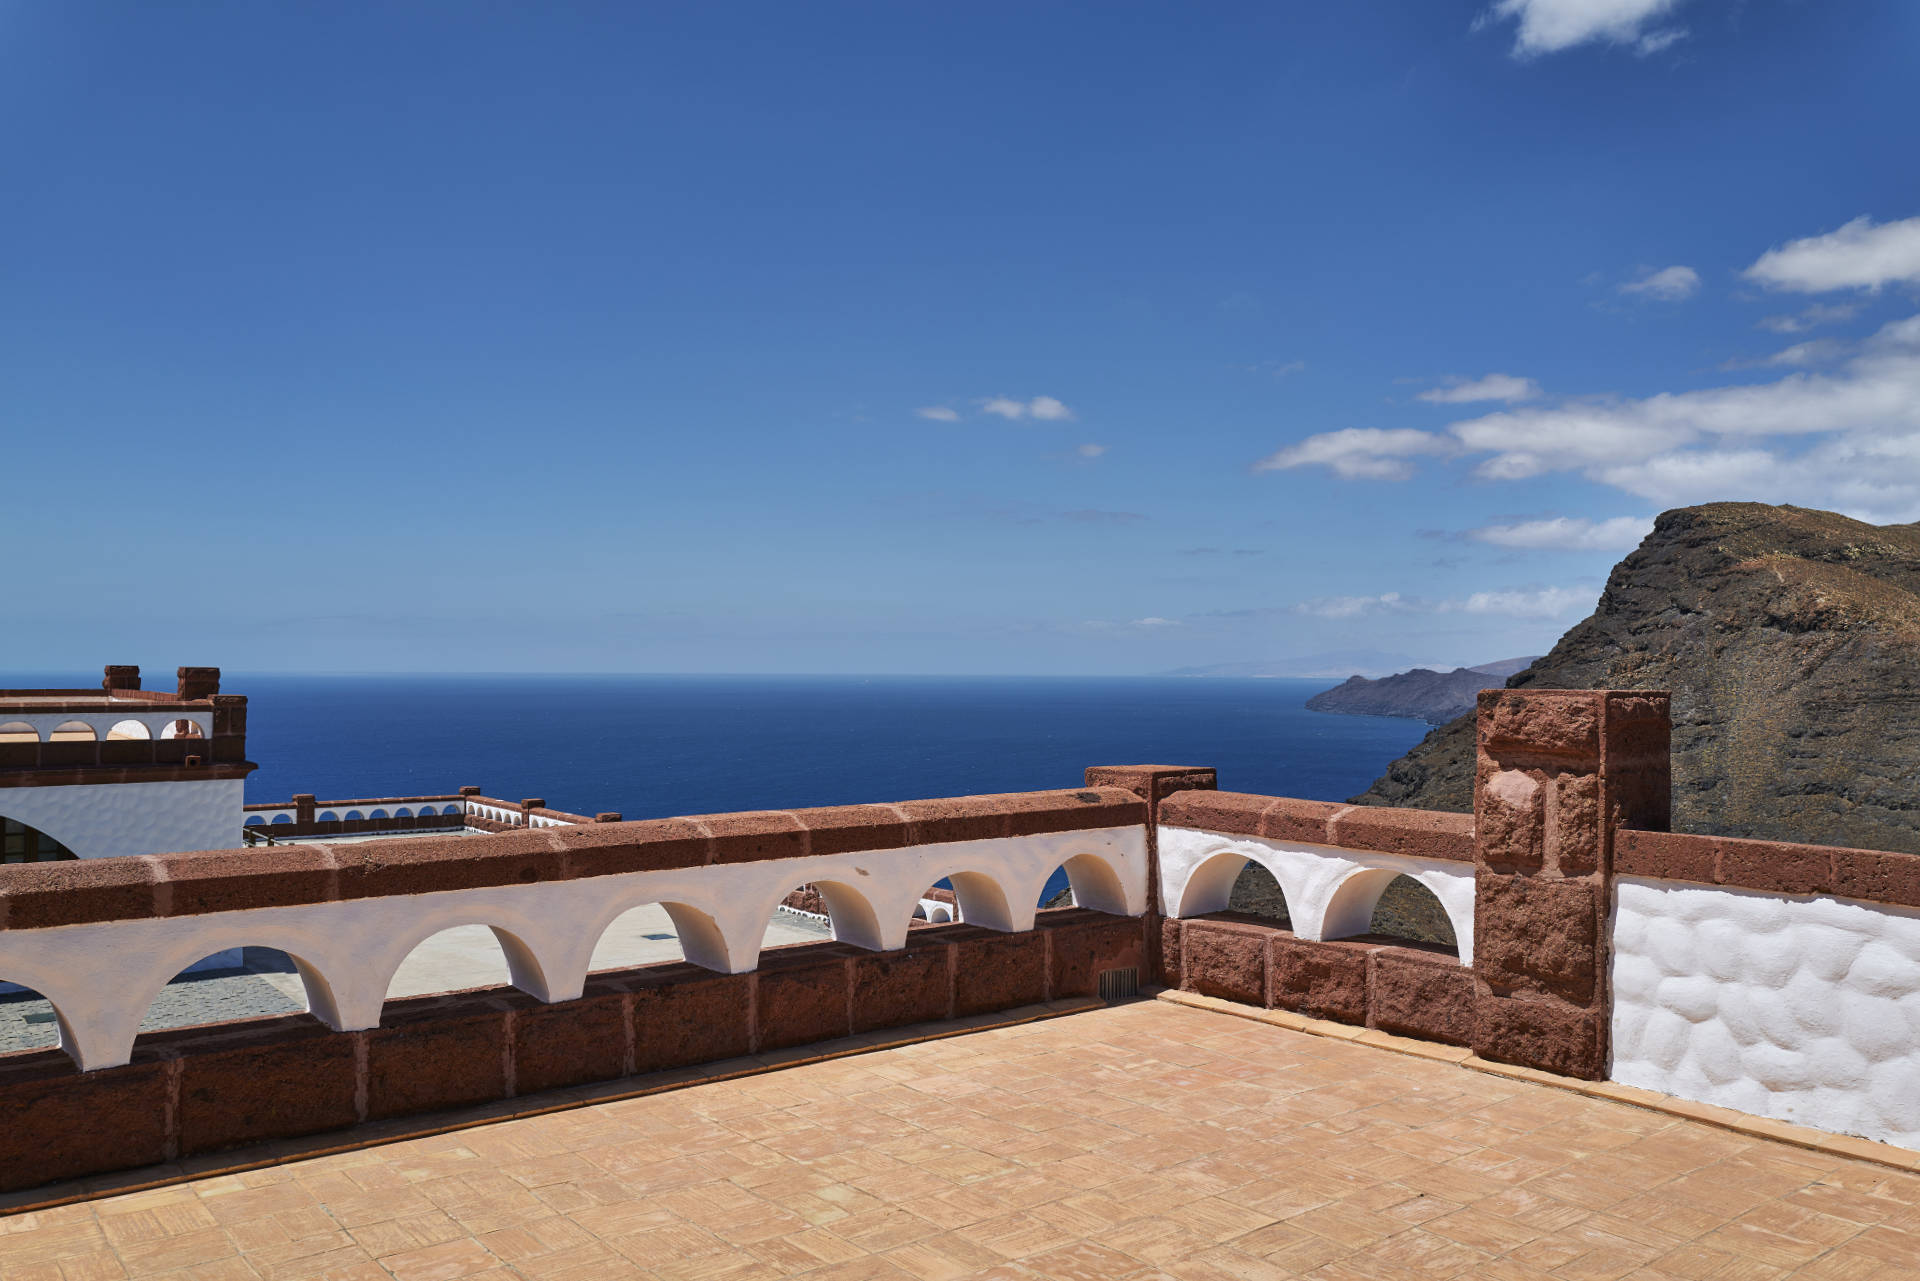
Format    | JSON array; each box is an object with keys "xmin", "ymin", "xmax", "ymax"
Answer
[
  {"xmin": 0, "ymin": 787, "xmax": 1145, "ymax": 930},
  {"xmin": 243, "ymin": 794, "xmax": 465, "ymax": 812},
  {"xmin": 1157, "ymin": 988, "xmax": 1920, "ymax": 1174},
  {"xmin": 1158, "ymin": 790, "xmax": 1474, "ymax": 862},
  {"xmin": 1619, "ymin": 828, "xmax": 1920, "ymax": 908}
]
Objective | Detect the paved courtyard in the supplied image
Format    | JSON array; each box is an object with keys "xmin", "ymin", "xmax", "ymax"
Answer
[{"xmin": 2, "ymin": 999, "xmax": 1917, "ymax": 1279}]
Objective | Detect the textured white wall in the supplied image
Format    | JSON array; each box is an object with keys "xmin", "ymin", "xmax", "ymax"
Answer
[
  {"xmin": 1613, "ymin": 877, "xmax": 1920, "ymax": 1150},
  {"xmin": 0, "ymin": 779, "xmax": 245, "ymax": 859}
]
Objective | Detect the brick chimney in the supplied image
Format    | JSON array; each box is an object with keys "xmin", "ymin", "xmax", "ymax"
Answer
[
  {"xmin": 102, "ymin": 665, "xmax": 141, "ymax": 693},
  {"xmin": 176, "ymin": 667, "xmax": 221, "ymax": 700}
]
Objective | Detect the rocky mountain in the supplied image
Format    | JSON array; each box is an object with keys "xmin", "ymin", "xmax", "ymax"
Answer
[
  {"xmin": 1306, "ymin": 657, "xmax": 1541, "ymax": 724},
  {"xmin": 1353, "ymin": 503, "xmax": 1920, "ymax": 855}
]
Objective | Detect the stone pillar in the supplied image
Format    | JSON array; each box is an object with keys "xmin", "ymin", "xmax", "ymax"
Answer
[
  {"xmin": 102, "ymin": 665, "xmax": 141, "ymax": 692},
  {"xmin": 1472, "ymin": 689, "xmax": 1670, "ymax": 1079},
  {"xmin": 293, "ymin": 794, "xmax": 316, "ymax": 827},
  {"xmin": 176, "ymin": 667, "xmax": 221, "ymax": 700},
  {"xmin": 1084, "ymin": 765, "xmax": 1219, "ymax": 986}
]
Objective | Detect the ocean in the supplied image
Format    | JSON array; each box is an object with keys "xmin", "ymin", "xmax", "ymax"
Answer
[{"xmin": 229, "ymin": 674, "xmax": 1430, "ymax": 819}]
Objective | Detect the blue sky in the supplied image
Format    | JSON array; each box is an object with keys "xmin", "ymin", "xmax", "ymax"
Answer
[{"xmin": 7, "ymin": 1, "xmax": 1919, "ymax": 676}]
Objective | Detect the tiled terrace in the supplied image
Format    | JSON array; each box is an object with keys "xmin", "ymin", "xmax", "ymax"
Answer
[{"xmin": 3, "ymin": 1000, "xmax": 1917, "ymax": 1281}]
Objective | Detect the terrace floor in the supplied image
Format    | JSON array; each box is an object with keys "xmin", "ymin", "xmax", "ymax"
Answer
[{"xmin": 3, "ymin": 999, "xmax": 1918, "ymax": 1280}]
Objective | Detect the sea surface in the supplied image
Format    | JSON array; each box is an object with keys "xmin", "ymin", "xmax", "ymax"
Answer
[{"xmin": 224, "ymin": 675, "xmax": 1429, "ymax": 817}]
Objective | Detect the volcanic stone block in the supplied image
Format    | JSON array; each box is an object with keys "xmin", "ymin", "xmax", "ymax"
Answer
[
  {"xmin": 1476, "ymin": 766, "xmax": 1545, "ymax": 870},
  {"xmin": 952, "ymin": 927, "xmax": 1049, "ymax": 1016},
  {"xmin": 799, "ymin": 804, "xmax": 914, "ymax": 857},
  {"xmin": 1369, "ymin": 948, "xmax": 1475, "ymax": 1046},
  {"xmin": 512, "ymin": 985, "xmax": 629, "ymax": 1094},
  {"xmin": 704, "ymin": 811, "xmax": 809, "ymax": 864},
  {"xmin": 365, "ymin": 993, "xmax": 515, "ymax": 1120},
  {"xmin": 1474, "ymin": 991, "xmax": 1606, "ymax": 1080},
  {"xmin": 1719, "ymin": 838, "xmax": 1831, "ymax": 896},
  {"xmin": 559, "ymin": 818, "xmax": 710, "ymax": 878},
  {"xmin": 0, "ymin": 856, "xmax": 159, "ymax": 929},
  {"xmin": 1480, "ymin": 690, "xmax": 1600, "ymax": 760},
  {"xmin": 1159, "ymin": 917, "xmax": 1184, "ymax": 989},
  {"xmin": 1830, "ymin": 848, "xmax": 1920, "ymax": 908},
  {"xmin": 347, "ymin": 829, "xmax": 563, "ymax": 897},
  {"xmin": 755, "ymin": 946, "xmax": 854, "ymax": 1051},
  {"xmin": 164, "ymin": 1016, "xmax": 359, "ymax": 1155},
  {"xmin": 1615, "ymin": 830, "xmax": 1716, "ymax": 884},
  {"xmin": 1472, "ymin": 873, "xmax": 1600, "ymax": 1004},
  {"xmin": 851, "ymin": 945, "xmax": 950, "ymax": 1032},
  {"xmin": 1179, "ymin": 918, "xmax": 1270, "ymax": 1006},
  {"xmin": 1268, "ymin": 936, "xmax": 1370, "ymax": 1024},
  {"xmin": 156, "ymin": 845, "xmax": 345, "ymax": 915},
  {"xmin": 1328, "ymin": 806, "xmax": 1474, "ymax": 863},
  {"xmin": 0, "ymin": 1051, "xmax": 171, "ymax": 1192},
  {"xmin": 1552, "ymin": 774, "xmax": 1603, "ymax": 876},
  {"xmin": 629, "ymin": 965, "xmax": 752, "ymax": 1072},
  {"xmin": 1157, "ymin": 791, "xmax": 1279, "ymax": 840},
  {"xmin": 1042, "ymin": 910, "xmax": 1145, "ymax": 999}
]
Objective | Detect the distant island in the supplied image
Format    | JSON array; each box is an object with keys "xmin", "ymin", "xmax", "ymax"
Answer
[{"xmin": 1304, "ymin": 656, "xmax": 1538, "ymax": 725}]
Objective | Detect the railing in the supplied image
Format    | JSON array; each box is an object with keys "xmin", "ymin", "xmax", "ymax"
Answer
[
  {"xmin": 4, "ymin": 692, "xmax": 1920, "ymax": 1197},
  {"xmin": 242, "ymin": 790, "xmax": 613, "ymax": 841}
]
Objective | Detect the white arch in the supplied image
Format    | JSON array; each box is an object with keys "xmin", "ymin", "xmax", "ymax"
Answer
[
  {"xmin": 369, "ymin": 809, "xmax": 389, "ymax": 819},
  {"xmin": 318, "ymin": 811, "xmax": 339, "ymax": 822},
  {"xmin": 917, "ymin": 868, "xmax": 1018, "ymax": 932},
  {"xmin": 344, "ymin": 810, "xmax": 365, "ymax": 822},
  {"xmin": 395, "ymin": 807, "xmax": 413, "ymax": 819},
  {"xmin": 1158, "ymin": 827, "xmax": 1475, "ymax": 965},
  {"xmin": 158, "ymin": 719, "xmax": 204, "ymax": 740},
  {"xmin": 105, "ymin": 719, "xmax": 151, "ymax": 741},
  {"xmin": 0, "ymin": 721, "xmax": 37, "ymax": 742},
  {"xmin": 49, "ymin": 721, "xmax": 96, "ymax": 742}
]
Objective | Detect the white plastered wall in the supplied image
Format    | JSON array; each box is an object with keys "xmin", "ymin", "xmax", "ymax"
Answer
[
  {"xmin": 1157, "ymin": 826, "xmax": 1476, "ymax": 964},
  {"xmin": 1613, "ymin": 877, "xmax": 1920, "ymax": 1150},
  {"xmin": 0, "ymin": 825, "xmax": 1145, "ymax": 1070},
  {"xmin": 1, "ymin": 710, "xmax": 212, "ymax": 740},
  {"xmin": 0, "ymin": 779, "xmax": 245, "ymax": 859}
]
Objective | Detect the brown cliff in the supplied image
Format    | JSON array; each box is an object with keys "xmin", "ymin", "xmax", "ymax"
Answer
[{"xmin": 1354, "ymin": 502, "xmax": 1920, "ymax": 854}]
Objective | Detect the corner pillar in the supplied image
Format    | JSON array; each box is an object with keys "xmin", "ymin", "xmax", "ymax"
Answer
[
  {"xmin": 1084, "ymin": 765, "xmax": 1218, "ymax": 987},
  {"xmin": 1471, "ymin": 689, "xmax": 1669, "ymax": 1079}
]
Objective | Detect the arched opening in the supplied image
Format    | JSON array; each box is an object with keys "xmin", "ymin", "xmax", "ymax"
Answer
[
  {"xmin": 243, "ymin": 815, "xmax": 268, "ymax": 827},
  {"xmin": 395, "ymin": 807, "xmax": 414, "ymax": 819},
  {"xmin": 105, "ymin": 719, "xmax": 151, "ymax": 741},
  {"xmin": 159, "ymin": 720, "xmax": 204, "ymax": 740},
  {"xmin": 270, "ymin": 813, "xmax": 293, "ymax": 825},
  {"xmin": 768, "ymin": 880, "xmax": 883, "ymax": 951},
  {"xmin": 1368, "ymin": 875, "xmax": 1459, "ymax": 953},
  {"xmin": 318, "ymin": 811, "xmax": 339, "ymax": 822},
  {"xmin": 368, "ymin": 809, "xmax": 389, "ymax": 820},
  {"xmin": 344, "ymin": 810, "xmax": 365, "ymax": 822},
  {"xmin": 136, "ymin": 948, "xmax": 308, "ymax": 1037},
  {"xmin": 0, "ymin": 979, "xmax": 67, "ymax": 1055},
  {"xmin": 49, "ymin": 721, "xmax": 96, "ymax": 742},
  {"xmin": 1038, "ymin": 853, "xmax": 1130, "ymax": 917},
  {"xmin": 1227, "ymin": 861, "xmax": 1293, "ymax": 928},
  {"xmin": 913, "ymin": 870, "xmax": 1016, "ymax": 931},
  {"xmin": 441, "ymin": 804, "xmax": 460, "ymax": 815},
  {"xmin": 0, "ymin": 722, "xmax": 36, "ymax": 743},
  {"xmin": 588, "ymin": 902, "xmax": 699, "ymax": 972},
  {"xmin": 383, "ymin": 926, "xmax": 522, "ymax": 1001},
  {"xmin": 3, "ymin": 816, "xmax": 77, "ymax": 863}
]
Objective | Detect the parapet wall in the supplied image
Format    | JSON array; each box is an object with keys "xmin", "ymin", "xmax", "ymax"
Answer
[{"xmin": 4, "ymin": 691, "xmax": 1920, "ymax": 1197}]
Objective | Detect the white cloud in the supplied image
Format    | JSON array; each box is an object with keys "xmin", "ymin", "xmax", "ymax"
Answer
[
  {"xmin": 1620, "ymin": 265, "xmax": 1702, "ymax": 301},
  {"xmin": 1480, "ymin": 0, "xmax": 1687, "ymax": 58},
  {"xmin": 1130, "ymin": 617, "xmax": 1181, "ymax": 628},
  {"xmin": 1293, "ymin": 593, "xmax": 1410, "ymax": 620},
  {"xmin": 1075, "ymin": 443, "xmax": 1106, "ymax": 459},
  {"xmin": 1759, "ymin": 302, "xmax": 1860, "ymax": 334},
  {"xmin": 1444, "ymin": 311, "xmax": 1920, "ymax": 521},
  {"xmin": 1467, "ymin": 515, "xmax": 1653, "ymax": 551},
  {"xmin": 1253, "ymin": 428, "xmax": 1451, "ymax": 481},
  {"xmin": 1762, "ymin": 339, "xmax": 1847, "ymax": 368},
  {"xmin": 1746, "ymin": 216, "xmax": 1920, "ymax": 293},
  {"xmin": 1291, "ymin": 585, "xmax": 1592, "ymax": 621},
  {"xmin": 1445, "ymin": 585, "xmax": 1594, "ymax": 619},
  {"xmin": 916, "ymin": 406, "xmax": 960, "ymax": 422},
  {"xmin": 982, "ymin": 395, "xmax": 1076, "ymax": 421},
  {"xmin": 1417, "ymin": 373, "xmax": 1543, "ymax": 405}
]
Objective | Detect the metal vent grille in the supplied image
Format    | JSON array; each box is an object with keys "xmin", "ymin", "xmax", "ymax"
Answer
[{"xmin": 1098, "ymin": 967, "xmax": 1140, "ymax": 1002}]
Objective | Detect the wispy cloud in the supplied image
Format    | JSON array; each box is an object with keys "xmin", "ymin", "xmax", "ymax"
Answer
[
  {"xmin": 1130, "ymin": 616, "xmax": 1181, "ymax": 628},
  {"xmin": 1291, "ymin": 584, "xmax": 1593, "ymax": 620},
  {"xmin": 1479, "ymin": 0, "xmax": 1688, "ymax": 58},
  {"xmin": 1745, "ymin": 215, "xmax": 1920, "ymax": 293},
  {"xmin": 915, "ymin": 406, "xmax": 960, "ymax": 422},
  {"xmin": 983, "ymin": 395, "xmax": 1076, "ymax": 421},
  {"xmin": 1758, "ymin": 302, "xmax": 1860, "ymax": 334},
  {"xmin": 1075, "ymin": 443, "xmax": 1106, "ymax": 459},
  {"xmin": 1293, "ymin": 592, "xmax": 1412, "ymax": 619},
  {"xmin": 1253, "ymin": 428, "xmax": 1452, "ymax": 481},
  {"xmin": 1620, "ymin": 265, "xmax": 1702, "ymax": 301},
  {"xmin": 1467, "ymin": 515, "xmax": 1653, "ymax": 551},
  {"xmin": 1417, "ymin": 373, "xmax": 1542, "ymax": 405},
  {"xmin": 1063, "ymin": 509, "xmax": 1147, "ymax": 525}
]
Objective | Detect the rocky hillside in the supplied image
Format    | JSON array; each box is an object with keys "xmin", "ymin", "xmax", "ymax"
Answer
[
  {"xmin": 1354, "ymin": 503, "xmax": 1920, "ymax": 855},
  {"xmin": 1307, "ymin": 657, "xmax": 1540, "ymax": 725}
]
